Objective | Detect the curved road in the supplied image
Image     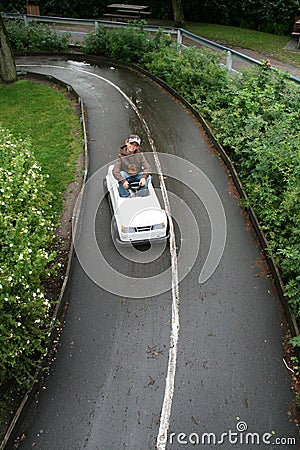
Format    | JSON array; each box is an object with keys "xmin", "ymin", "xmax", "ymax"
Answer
[{"xmin": 16, "ymin": 56, "xmax": 298, "ymax": 449}]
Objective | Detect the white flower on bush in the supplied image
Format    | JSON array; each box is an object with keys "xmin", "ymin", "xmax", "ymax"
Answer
[{"xmin": 1, "ymin": 127, "xmax": 58, "ymax": 387}]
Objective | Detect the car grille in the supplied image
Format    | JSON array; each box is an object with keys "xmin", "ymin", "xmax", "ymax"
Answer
[{"xmin": 135, "ymin": 226, "xmax": 152, "ymax": 232}]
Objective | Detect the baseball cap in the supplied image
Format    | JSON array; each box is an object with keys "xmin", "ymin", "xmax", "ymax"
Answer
[{"xmin": 128, "ymin": 134, "xmax": 141, "ymax": 145}]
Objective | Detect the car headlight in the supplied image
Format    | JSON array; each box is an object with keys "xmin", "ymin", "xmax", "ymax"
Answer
[
  {"xmin": 153, "ymin": 222, "xmax": 165, "ymax": 230},
  {"xmin": 121, "ymin": 225, "xmax": 135, "ymax": 233}
]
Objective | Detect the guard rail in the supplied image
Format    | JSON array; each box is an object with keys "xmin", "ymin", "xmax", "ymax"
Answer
[{"xmin": 3, "ymin": 13, "xmax": 300, "ymax": 84}]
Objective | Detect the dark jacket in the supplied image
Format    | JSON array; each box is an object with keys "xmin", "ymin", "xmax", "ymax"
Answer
[{"xmin": 113, "ymin": 145, "xmax": 152, "ymax": 185}]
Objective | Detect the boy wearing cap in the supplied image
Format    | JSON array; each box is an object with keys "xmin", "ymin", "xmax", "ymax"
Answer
[{"xmin": 113, "ymin": 135, "xmax": 152, "ymax": 197}]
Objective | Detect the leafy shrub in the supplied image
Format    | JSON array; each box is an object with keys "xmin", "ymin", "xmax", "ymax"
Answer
[
  {"xmin": 81, "ymin": 22, "xmax": 172, "ymax": 63},
  {"xmin": 206, "ymin": 66, "xmax": 300, "ymax": 313},
  {"xmin": 143, "ymin": 45, "xmax": 228, "ymax": 107},
  {"xmin": 104, "ymin": 22, "xmax": 151, "ymax": 62},
  {"xmin": 4, "ymin": 19, "xmax": 70, "ymax": 52},
  {"xmin": 0, "ymin": 129, "xmax": 56, "ymax": 388},
  {"xmin": 80, "ymin": 24, "xmax": 109, "ymax": 56}
]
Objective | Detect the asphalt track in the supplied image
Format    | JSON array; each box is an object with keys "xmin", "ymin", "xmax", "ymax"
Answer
[{"xmin": 15, "ymin": 55, "xmax": 298, "ymax": 449}]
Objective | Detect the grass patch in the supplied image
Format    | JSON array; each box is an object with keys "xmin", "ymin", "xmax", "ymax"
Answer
[
  {"xmin": 185, "ymin": 22, "xmax": 300, "ymax": 67},
  {"xmin": 0, "ymin": 80, "xmax": 82, "ymax": 216}
]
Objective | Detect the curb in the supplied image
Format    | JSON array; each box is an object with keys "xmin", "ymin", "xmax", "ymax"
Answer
[{"xmin": 1, "ymin": 70, "xmax": 88, "ymax": 450}]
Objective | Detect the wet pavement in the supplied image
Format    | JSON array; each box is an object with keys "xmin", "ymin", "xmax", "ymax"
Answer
[{"xmin": 15, "ymin": 55, "xmax": 298, "ymax": 450}]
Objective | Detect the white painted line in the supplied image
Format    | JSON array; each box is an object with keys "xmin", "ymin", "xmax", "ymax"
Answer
[{"xmin": 140, "ymin": 129, "xmax": 179, "ymax": 450}]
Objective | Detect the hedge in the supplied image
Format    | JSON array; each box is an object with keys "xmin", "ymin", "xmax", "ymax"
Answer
[{"xmin": 0, "ymin": 129, "xmax": 56, "ymax": 389}]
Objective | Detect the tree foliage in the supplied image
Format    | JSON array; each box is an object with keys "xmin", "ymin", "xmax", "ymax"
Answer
[
  {"xmin": 1, "ymin": 0, "xmax": 298, "ymax": 34},
  {"xmin": 181, "ymin": 0, "xmax": 299, "ymax": 33}
]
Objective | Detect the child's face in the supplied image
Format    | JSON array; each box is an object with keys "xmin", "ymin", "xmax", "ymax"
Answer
[{"xmin": 126, "ymin": 141, "xmax": 139, "ymax": 152}]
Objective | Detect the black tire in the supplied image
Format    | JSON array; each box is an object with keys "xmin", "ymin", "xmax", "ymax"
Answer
[
  {"xmin": 103, "ymin": 178, "xmax": 108, "ymax": 198},
  {"xmin": 111, "ymin": 215, "xmax": 120, "ymax": 242}
]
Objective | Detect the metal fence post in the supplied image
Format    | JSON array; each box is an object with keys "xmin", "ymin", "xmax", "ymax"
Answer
[
  {"xmin": 95, "ymin": 21, "xmax": 98, "ymax": 30},
  {"xmin": 177, "ymin": 29, "xmax": 182, "ymax": 46},
  {"xmin": 226, "ymin": 50, "xmax": 233, "ymax": 71}
]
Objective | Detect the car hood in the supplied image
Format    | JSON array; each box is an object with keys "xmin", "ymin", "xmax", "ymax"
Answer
[{"xmin": 116, "ymin": 198, "xmax": 167, "ymax": 227}]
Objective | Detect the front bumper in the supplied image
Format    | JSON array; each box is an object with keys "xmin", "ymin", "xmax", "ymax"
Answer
[{"xmin": 115, "ymin": 232, "xmax": 170, "ymax": 246}]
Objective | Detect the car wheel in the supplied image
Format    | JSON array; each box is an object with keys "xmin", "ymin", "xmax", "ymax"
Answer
[
  {"xmin": 111, "ymin": 216, "xmax": 119, "ymax": 242},
  {"xmin": 103, "ymin": 178, "xmax": 108, "ymax": 198}
]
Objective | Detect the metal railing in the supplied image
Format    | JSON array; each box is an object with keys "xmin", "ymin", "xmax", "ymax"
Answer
[
  {"xmin": 4, "ymin": 13, "xmax": 300, "ymax": 84},
  {"xmin": 179, "ymin": 29, "xmax": 263, "ymax": 70}
]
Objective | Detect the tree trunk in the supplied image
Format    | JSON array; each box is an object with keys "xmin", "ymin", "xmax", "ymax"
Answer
[
  {"xmin": 172, "ymin": 0, "xmax": 185, "ymax": 28},
  {"xmin": 0, "ymin": 14, "xmax": 17, "ymax": 83}
]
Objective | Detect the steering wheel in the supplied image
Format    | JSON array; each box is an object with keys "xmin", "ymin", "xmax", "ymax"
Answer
[{"xmin": 128, "ymin": 180, "xmax": 141, "ymax": 193}]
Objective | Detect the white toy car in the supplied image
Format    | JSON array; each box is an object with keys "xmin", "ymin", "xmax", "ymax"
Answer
[{"xmin": 104, "ymin": 165, "xmax": 169, "ymax": 246}]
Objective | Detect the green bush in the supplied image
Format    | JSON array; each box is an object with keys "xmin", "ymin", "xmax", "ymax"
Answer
[
  {"xmin": 80, "ymin": 24, "xmax": 109, "ymax": 56},
  {"xmin": 4, "ymin": 19, "xmax": 70, "ymax": 52},
  {"xmin": 0, "ymin": 129, "xmax": 56, "ymax": 388},
  {"xmin": 207, "ymin": 66, "xmax": 300, "ymax": 312},
  {"xmin": 104, "ymin": 22, "xmax": 151, "ymax": 62},
  {"xmin": 142, "ymin": 45, "xmax": 228, "ymax": 107},
  {"xmin": 81, "ymin": 22, "xmax": 172, "ymax": 63}
]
